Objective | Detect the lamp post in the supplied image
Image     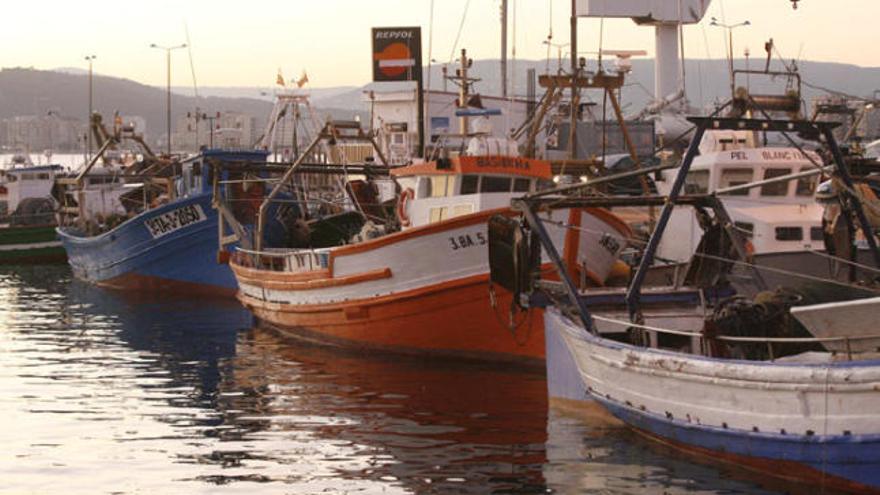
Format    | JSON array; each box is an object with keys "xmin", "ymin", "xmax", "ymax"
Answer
[
  {"xmin": 84, "ymin": 55, "xmax": 96, "ymax": 160},
  {"xmin": 150, "ymin": 42, "xmax": 187, "ymax": 155},
  {"xmin": 710, "ymin": 18, "xmax": 750, "ymax": 99}
]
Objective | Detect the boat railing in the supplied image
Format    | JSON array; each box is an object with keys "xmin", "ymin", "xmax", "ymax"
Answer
[
  {"xmin": 589, "ymin": 314, "xmax": 880, "ymax": 362},
  {"xmin": 234, "ymin": 246, "xmax": 330, "ymax": 273}
]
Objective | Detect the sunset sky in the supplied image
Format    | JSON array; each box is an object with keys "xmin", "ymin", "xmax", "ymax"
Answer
[{"xmin": 1, "ymin": 0, "xmax": 876, "ymax": 88}]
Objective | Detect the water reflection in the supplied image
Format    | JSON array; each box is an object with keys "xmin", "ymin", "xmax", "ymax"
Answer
[
  {"xmin": 210, "ymin": 330, "xmax": 549, "ymax": 493},
  {"xmin": 0, "ymin": 265, "xmax": 780, "ymax": 494}
]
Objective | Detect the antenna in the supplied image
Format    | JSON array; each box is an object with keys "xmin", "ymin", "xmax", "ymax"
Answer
[{"xmin": 183, "ymin": 20, "xmax": 199, "ymax": 98}]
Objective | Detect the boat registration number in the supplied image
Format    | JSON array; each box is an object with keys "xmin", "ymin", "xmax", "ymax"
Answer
[{"xmin": 144, "ymin": 204, "xmax": 207, "ymax": 239}]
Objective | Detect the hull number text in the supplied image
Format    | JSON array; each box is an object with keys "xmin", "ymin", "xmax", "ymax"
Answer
[
  {"xmin": 145, "ymin": 204, "xmax": 207, "ymax": 239},
  {"xmin": 449, "ymin": 231, "xmax": 486, "ymax": 251}
]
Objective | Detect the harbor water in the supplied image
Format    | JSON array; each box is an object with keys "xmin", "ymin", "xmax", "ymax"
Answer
[{"xmin": 2, "ymin": 265, "xmax": 784, "ymax": 494}]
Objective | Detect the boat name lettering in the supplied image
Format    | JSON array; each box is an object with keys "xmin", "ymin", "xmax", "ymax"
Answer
[
  {"xmin": 730, "ymin": 151, "xmax": 749, "ymax": 161},
  {"xmin": 473, "ymin": 157, "xmax": 530, "ymax": 170},
  {"xmin": 144, "ymin": 204, "xmax": 207, "ymax": 239},
  {"xmin": 449, "ymin": 231, "xmax": 487, "ymax": 251},
  {"xmin": 760, "ymin": 150, "xmax": 809, "ymax": 161}
]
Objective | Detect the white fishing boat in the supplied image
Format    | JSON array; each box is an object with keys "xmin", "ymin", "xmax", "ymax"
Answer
[
  {"xmin": 224, "ymin": 47, "xmax": 636, "ymax": 365},
  {"xmin": 498, "ymin": 115, "xmax": 880, "ymax": 492},
  {"xmin": 547, "ymin": 305, "xmax": 880, "ymax": 493},
  {"xmin": 654, "ymin": 130, "xmax": 830, "ymax": 290},
  {"xmin": 230, "ymin": 129, "xmax": 630, "ymax": 364}
]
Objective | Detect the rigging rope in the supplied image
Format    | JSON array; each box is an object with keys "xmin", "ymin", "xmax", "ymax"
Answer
[{"xmin": 448, "ymin": 0, "xmax": 472, "ymax": 64}]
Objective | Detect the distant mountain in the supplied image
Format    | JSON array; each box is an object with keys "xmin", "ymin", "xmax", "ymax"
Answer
[
  {"xmin": 3, "ymin": 58, "xmax": 879, "ymax": 143},
  {"xmin": 0, "ymin": 68, "xmax": 363, "ymax": 143},
  {"xmin": 311, "ymin": 58, "xmax": 880, "ymax": 116},
  {"xmin": 171, "ymin": 85, "xmax": 359, "ymax": 103}
]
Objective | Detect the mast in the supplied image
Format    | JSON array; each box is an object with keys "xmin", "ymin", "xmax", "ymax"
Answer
[
  {"xmin": 458, "ymin": 49, "xmax": 470, "ymax": 135},
  {"xmin": 501, "ymin": 0, "xmax": 508, "ymax": 98},
  {"xmin": 568, "ymin": 0, "xmax": 578, "ymax": 159}
]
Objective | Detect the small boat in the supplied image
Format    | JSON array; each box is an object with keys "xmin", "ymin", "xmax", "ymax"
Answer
[
  {"xmin": 502, "ymin": 116, "xmax": 880, "ymax": 492},
  {"xmin": 57, "ymin": 148, "xmax": 270, "ymax": 296},
  {"xmin": 0, "ymin": 158, "xmax": 66, "ymax": 263}
]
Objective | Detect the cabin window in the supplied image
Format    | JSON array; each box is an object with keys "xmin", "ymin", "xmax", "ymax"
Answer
[
  {"xmin": 684, "ymin": 170, "xmax": 709, "ymax": 194},
  {"xmin": 451, "ymin": 204, "xmax": 474, "ymax": 217},
  {"xmin": 719, "ymin": 168, "xmax": 753, "ymax": 196},
  {"xmin": 88, "ymin": 177, "xmax": 115, "ymax": 185},
  {"xmin": 21, "ymin": 173, "xmax": 35, "ymax": 181},
  {"xmin": 480, "ymin": 176, "xmax": 511, "ymax": 193},
  {"xmin": 513, "ymin": 178, "xmax": 531, "ymax": 193},
  {"xmin": 37, "ymin": 173, "xmax": 50, "ymax": 180},
  {"xmin": 761, "ymin": 168, "xmax": 792, "ymax": 196},
  {"xmin": 796, "ymin": 168, "xmax": 817, "ymax": 196},
  {"xmin": 427, "ymin": 175, "xmax": 455, "ymax": 198},
  {"xmin": 734, "ymin": 221, "xmax": 754, "ymax": 238},
  {"xmin": 810, "ymin": 226, "xmax": 824, "ymax": 241},
  {"xmin": 536, "ymin": 179, "xmax": 555, "ymax": 191},
  {"xmin": 429, "ymin": 206, "xmax": 448, "ymax": 223},
  {"xmin": 775, "ymin": 226, "xmax": 803, "ymax": 241},
  {"xmin": 460, "ymin": 175, "xmax": 479, "ymax": 195}
]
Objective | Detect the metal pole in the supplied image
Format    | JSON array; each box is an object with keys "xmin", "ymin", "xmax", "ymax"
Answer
[
  {"xmin": 84, "ymin": 55, "xmax": 96, "ymax": 161},
  {"xmin": 515, "ymin": 199, "xmax": 594, "ymax": 332},
  {"xmin": 166, "ymin": 49, "xmax": 171, "ymax": 155},
  {"xmin": 458, "ymin": 49, "xmax": 469, "ymax": 136},
  {"xmin": 626, "ymin": 124, "xmax": 708, "ymax": 319},
  {"xmin": 822, "ymin": 126, "xmax": 880, "ymax": 268},
  {"xmin": 729, "ymin": 28, "xmax": 735, "ymax": 99},
  {"xmin": 568, "ymin": 0, "xmax": 578, "ymax": 160},
  {"xmin": 501, "ymin": 0, "xmax": 508, "ymax": 98},
  {"xmin": 150, "ymin": 43, "xmax": 187, "ymax": 155}
]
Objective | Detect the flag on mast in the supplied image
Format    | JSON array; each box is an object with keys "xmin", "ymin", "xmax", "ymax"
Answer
[{"xmin": 296, "ymin": 70, "xmax": 309, "ymax": 88}]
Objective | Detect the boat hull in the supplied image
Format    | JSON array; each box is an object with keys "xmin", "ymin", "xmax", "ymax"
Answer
[
  {"xmin": 58, "ymin": 193, "xmax": 236, "ymax": 296},
  {"xmin": 547, "ymin": 307, "xmax": 880, "ymax": 493},
  {"xmin": 0, "ymin": 224, "xmax": 65, "ymax": 264},
  {"xmin": 233, "ymin": 207, "xmax": 632, "ymax": 364},
  {"xmin": 248, "ymin": 273, "xmax": 546, "ymax": 366}
]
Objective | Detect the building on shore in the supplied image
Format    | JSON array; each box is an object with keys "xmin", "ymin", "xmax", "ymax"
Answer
[
  {"xmin": 0, "ymin": 114, "xmax": 85, "ymax": 152},
  {"xmin": 172, "ymin": 111, "xmax": 258, "ymax": 152}
]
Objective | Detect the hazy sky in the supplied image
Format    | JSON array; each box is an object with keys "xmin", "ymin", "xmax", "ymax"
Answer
[{"xmin": 1, "ymin": 0, "xmax": 877, "ymax": 89}]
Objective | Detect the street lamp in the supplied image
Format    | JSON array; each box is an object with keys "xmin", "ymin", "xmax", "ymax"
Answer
[
  {"xmin": 84, "ymin": 55, "xmax": 97, "ymax": 160},
  {"xmin": 710, "ymin": 17, "xmax": 750, "ymax": 99},
  {"xmin": 150, "ymin": 42, "xmax": 187, "ymax": 155}
]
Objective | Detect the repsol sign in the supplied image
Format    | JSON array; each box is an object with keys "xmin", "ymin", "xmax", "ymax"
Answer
[{"xmin": 372, "ymin": 26, "xmax": 422, "ymax": 83}]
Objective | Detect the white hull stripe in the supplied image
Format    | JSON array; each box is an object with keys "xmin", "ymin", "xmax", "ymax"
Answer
[{"xmin": 0, "ymin": 241, "xmax": 62, "ymax": 252}]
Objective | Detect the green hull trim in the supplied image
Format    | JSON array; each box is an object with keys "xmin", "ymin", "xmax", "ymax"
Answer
[{"xmin": 0, "ymin": 225, "xmax": 66, "ymax": 264}]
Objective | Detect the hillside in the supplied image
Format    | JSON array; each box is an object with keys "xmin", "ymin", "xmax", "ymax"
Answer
[
  {"xmin": 0, "ymin": 68, "xmax": 361, "ymax": 142},
  {"xmin": 310, "ymin": 58, "xmax": 880, "ymax": 115},
  {"xmin": 3, "ymin": 58, "xmax": 880, "ymax": 142}
]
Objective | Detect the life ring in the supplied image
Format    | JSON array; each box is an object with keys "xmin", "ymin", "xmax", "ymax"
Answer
[{"xmin": 397, "ymin": 188, "xmax": 414, "ymax": 227}]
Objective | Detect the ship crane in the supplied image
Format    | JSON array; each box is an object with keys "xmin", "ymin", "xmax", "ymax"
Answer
[
  {"xmin": 575, "ymin": 0, "xmax": 803, "ymax": 140},
  {"xmin": 576, "ymin": 0, "xmax": 802, "ymax": 111}
]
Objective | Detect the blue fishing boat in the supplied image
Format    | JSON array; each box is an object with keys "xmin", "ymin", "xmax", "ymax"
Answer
[{"xmin": 58, "ymin": 149, "xmax": 270, "ymax": 296}]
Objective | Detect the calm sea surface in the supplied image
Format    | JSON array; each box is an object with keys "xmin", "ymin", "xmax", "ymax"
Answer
[{"xmin": 0, "ymin": 266, "xmax": 784, "ymax": 494}]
